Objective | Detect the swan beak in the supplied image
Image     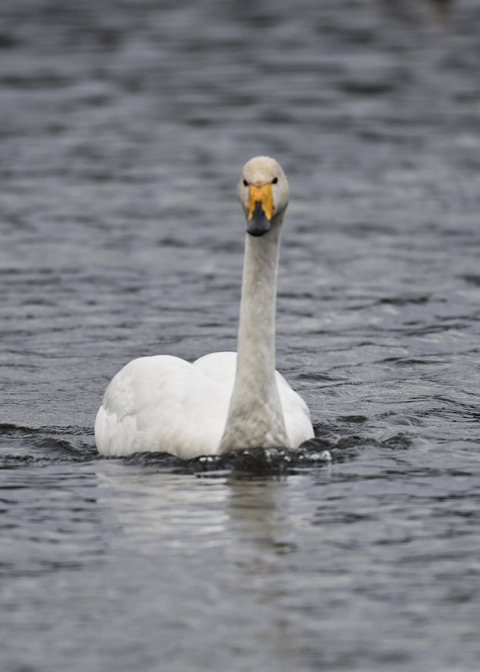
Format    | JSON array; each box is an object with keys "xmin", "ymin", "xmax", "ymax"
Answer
[{"xmin": 247, "ymin": 184, "xmax": 274, "ymax": 236}]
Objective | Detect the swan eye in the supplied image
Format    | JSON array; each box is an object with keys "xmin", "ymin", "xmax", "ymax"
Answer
[
  {"xmin": 243, "ymin": 179, "xmax": 248, "ymax": 187},
  {"xmin": 272, "ymin": 177, "xmax": 278, "ymax": 184}
]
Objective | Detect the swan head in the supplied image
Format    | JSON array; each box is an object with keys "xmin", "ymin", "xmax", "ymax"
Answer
[{"xmin": 238, "ymin": 156, "xmax": 289, "ymax": 237}]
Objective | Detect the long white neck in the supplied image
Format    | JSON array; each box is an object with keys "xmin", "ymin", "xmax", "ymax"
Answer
[{"xmin": 219, "ymin": 220, "xmax": 288, "ymax": 451}]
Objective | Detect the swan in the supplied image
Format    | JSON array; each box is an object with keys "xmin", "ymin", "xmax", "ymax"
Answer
[{"xmin": 95, "ymin": 156, "xmax": 314, "ymax": 458}]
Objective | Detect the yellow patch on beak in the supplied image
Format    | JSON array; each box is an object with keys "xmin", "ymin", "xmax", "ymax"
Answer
[{"xmin": 247, "ymin": 183, "xmax": 274, "ymax": 221}]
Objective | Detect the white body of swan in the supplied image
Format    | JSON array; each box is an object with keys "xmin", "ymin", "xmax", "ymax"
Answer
[{"xmin": 95, "ymin": 156, "xmax": 314, "ymax": 458}]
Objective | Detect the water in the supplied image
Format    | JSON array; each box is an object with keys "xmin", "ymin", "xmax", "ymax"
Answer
[{"xmin": 1, "ymin": 0, "xmax": 480, "ymax": 670}]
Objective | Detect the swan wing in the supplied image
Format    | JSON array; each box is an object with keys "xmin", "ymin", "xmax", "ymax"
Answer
[
  {"xmin": 275, "ymin": 372, "xmax": 315, "ymax": 447},
  {"xmin": 95, "ymin": 355, "xmax": 230, "ymax": 458},
  {"xmin": 193, "ymin": 351, "xmax": 237, "ymax": 386}
]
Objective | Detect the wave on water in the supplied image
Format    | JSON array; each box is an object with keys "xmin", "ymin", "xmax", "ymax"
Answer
[
  {"xmin": 0, "ymin": 423, "xmax": 97, "ymax": 467},
  {"xmin": 0, "ymin": 422, "xmax": 413, "ymax": 473},
  {"xmin": 117, "ymin": 431, "xmax": 413, "ymax": 476}
]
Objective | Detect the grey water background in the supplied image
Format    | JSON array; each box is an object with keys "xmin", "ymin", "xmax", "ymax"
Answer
[{"xmin": 1, "ymin": 0, "xmax": 480, "ymax": 670}]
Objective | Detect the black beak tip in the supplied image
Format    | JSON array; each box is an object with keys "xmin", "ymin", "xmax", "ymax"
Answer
[
  {"xmin": 247, "ymin": 224, "xmax": 269, "ymax": 237},
  {"xmin": 247, "ymin": 201, "xmax": 271, "ymax": 237}
]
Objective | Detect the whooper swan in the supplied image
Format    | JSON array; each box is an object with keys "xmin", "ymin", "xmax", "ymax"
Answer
[{"xmin": 95, "ymin": 156, "xmax": 314, "ymax": 458}]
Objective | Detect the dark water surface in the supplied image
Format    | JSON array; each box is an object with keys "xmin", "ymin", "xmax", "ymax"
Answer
[{"xmin": 2, "ymin": 1, "xmax": 480, "ymax": 670}]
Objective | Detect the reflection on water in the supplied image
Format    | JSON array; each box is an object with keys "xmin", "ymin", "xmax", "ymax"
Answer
[
  {"xmin": 227, "ymin": 477, "xmax": 296, "ymax": 558},
  {"xmin": 1, "ymin": 0, "xmax": 480, "ymax": 670}
]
